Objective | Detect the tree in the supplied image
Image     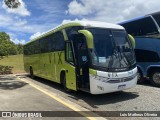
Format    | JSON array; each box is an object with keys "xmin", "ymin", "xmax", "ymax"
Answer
[
  {"xmin": 4, "ymin": 0, "xmax": 21, "ymax": 9},
  {"xmin": 0, "ymin": 32, "xmax": 18, "ymax": 56},
  {"xmin": 17, "ymin": 44, "xmax": 23, "ymax": 54},
  {"xmin": 0, "ymin": 32, "xmax": 10, "ymax": 44},
  {"xmin": 0, "ymin": 43, "xmax": 8, "ymax": 56}
]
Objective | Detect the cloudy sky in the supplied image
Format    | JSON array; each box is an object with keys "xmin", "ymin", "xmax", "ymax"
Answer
[{"xmin": 0, "ymin": 0, "xmax": 160, "ymax": 44}]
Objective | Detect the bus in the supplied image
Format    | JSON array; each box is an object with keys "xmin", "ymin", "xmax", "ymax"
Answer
[
  {"xmin": 119, "ymin": 12, "xmax": 160, "ymax": 86},
  {"xmin": 23, "ymin": 21, "xmax": 137, "ymax": 94}
]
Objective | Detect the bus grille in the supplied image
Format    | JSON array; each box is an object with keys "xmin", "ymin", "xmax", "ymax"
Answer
[{"xmin": 107, "ymin": 74, "xmax": 137, "ymax": 83}]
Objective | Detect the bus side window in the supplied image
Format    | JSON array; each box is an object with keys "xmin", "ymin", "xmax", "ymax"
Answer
[
  {"xmin": 135, "ymin": 49, "xmax": 160, "ymax": 62},
  {"xmin": 65, "ymin": 42, "xmax": 74, "ymax": 65},
  {"xmin": 54, "ymin": 31, "xmax": 65, "ymax": 51},
  {"xmin": 40, "ymin": 38, "xmax": 48, "ymax": 53}
]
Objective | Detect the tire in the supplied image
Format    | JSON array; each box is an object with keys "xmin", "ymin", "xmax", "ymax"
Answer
[
  {"xmin": 61, "ymin": 73, "xmax": 71, "ymax": 92},
  {"xmin": 150, "ymin": 71, "xmax": 160, "ymax": 87},
  {"xmin": 137, "ymin": 69, "xmax": 145, "ymax": 84},
  {"xmin": 30, "ymin": 67, "xmax": 34, "ymax": 79}
]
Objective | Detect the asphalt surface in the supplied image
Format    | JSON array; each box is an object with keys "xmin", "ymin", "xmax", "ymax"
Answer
[
  {"xmin": 1, "ymin": 74, "xmax": 160, "ymax": 120},
  {"xmin": 0, "ymin": 75, "xmax": 94, "ymax": 120}
]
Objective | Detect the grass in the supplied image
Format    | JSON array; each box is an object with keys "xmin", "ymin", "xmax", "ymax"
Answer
[{"xmin": 0, "ymin": 54, "xmax": 25, "ymax": 74}]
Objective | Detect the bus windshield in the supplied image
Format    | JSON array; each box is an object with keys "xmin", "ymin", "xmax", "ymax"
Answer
[{"xmin": 86, "ymin": 28, "xmax": 136, "ymax": 71}]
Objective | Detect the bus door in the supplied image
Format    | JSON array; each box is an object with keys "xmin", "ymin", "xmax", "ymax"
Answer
[{"xmin": 73, "ymin": 34, "xmax": 90, "ymax": 90}]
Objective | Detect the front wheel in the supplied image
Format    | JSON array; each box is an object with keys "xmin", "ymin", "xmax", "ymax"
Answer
[
  {"xmin": 61, "ymin": 73, "xmax": 71, "ymax": 92},
  {"xmin": 150, "ymin": 71, "xmax": 160, "ymax": 87},
  {"xmin": 30, "ymin": 67, "xmax": 34, "ymax": 79},
  {"xmin": 137, "ymin": 70, "xmax": 145, "ymax": 84}
]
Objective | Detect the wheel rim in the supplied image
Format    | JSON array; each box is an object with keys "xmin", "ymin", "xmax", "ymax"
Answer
[
  {"xmin": 63, "ymin": 77, "xmax": 67, "ymax": 89},
  {"xmin": 30, "ymin": 68, "xmax": 34, "ymax": 78},
  {"xmin": 30, "ymin": 69, "xmax": 33, "ymax": 75},
  {"xmin": 152, "ymin": 72, "xmax": 160, "ymax": 85},
  {"xmin": 63, "ymin": 79, "xmax": 66, "ymax": 88},
  {"xmin": 137, "ymin": 72, "xmax": 141, "ymax": 81}
]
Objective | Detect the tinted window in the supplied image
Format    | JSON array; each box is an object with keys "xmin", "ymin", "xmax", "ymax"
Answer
[
  {"xmin": 65, "ymin": 42, "xmax": 74, "ymax": 64},
  {"xmin": 24, "ymin": 40, "xmax": 40, "ymax": 55},
  {"xmin": 24, "ymin": 31, "xmax": 65, "ymax": 55},
  {"xmin": 153, "ymin": 14, "xmax": 160, "ymax": 28},
  {"xmin": 121, "ymin": 16, "xmax": 159, "ymax": 37},
  {"xmin": 89, "ymin": 28, "xmax": 113, "ymax": 57},
  {"xmin": 65, "ymin": 26, "xmax": 83, "ymax": 40},
  {"xmin": 135, "ymin": 49, "xmax": 160, "ymax": 62},
  {"xmin": 48, "ymin": 31, "xmax": 65, "ymax": 51},
  {"xmin": 48, "ymin": 35, "xmax": 56, "ymax": 52},
  {"xmin": 40, "ymin": 38, "xmax": 48, "ymax": 53},
  {"xmin": 54, "ymin": 31, "xmax": 65, "ymax": 51},
  {"xmin": 34, "ymin": 40, "xmax": 40, "ymax": 54}
]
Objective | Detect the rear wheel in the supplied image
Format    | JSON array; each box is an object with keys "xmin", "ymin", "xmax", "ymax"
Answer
[
  {"xmin": 150, "ymin": 71, "xmax": 160, "ymax": 87},
  {"xmin": 61, "ymin": 73, "xmax": 71, "ymax": 92},
  {"xmin": 137, "ymin": 69, "xmax": 145, "ymax": 84},
  {"xmin": 30, "ymin": 67, "xmax": 34, "ymax": 79}
]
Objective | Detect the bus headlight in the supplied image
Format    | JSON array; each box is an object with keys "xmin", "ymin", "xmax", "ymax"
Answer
[{"xmin": 90, "ymin": 74, "xmax": 109, "ymax": 82}]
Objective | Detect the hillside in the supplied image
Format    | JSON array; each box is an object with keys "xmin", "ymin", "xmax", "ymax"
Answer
[{"xmin": 0, "ymin": 54, "xmax": 25, "ymax": 74}]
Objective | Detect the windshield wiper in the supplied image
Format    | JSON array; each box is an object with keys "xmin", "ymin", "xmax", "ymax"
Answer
[{"xmin": 118, "ymin": 47, "xmax": 133, "ymax": 67}]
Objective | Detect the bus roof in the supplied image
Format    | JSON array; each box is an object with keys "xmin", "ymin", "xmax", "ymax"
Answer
[
  {"xmin": 62, "ymin": 20, "xmax": 124, "ymax": 30},
  {"xmin": 25, "ymin": 20, "xmax": 124, "ymax": 45},
  {"xmin": 147, "ymin": 11, "xmax": 160, "ymax": 17},
  {"xmin": 118, "ymin": 16, "xmax": 146, "ymax": 25},
  {"xmin": 119, "ymin": 11, "xmax": 160, "ymax": 25}
]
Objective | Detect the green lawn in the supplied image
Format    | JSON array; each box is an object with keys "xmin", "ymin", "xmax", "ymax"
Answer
[{"xmin": 0, "ymin": 54, "xmax": 25, "ymax": 74}]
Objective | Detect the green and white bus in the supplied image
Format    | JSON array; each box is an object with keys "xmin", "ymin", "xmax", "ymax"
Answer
[{"xmin": 23, "ymin": 21, "xmax": 137, "ymax": 94}]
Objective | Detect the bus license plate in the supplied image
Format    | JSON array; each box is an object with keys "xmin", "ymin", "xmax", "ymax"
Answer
[{"xmin": 118, "ymin": 84, "xmax": 126, "ymax": 89}]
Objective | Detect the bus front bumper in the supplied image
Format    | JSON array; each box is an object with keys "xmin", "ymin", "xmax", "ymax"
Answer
[
  {"xmin": 90, "ymin": 76, "xmax": 137, "ymax": 94},
  {"xmin": 89, "ymin": 68, "xmax": 137, "ymax": 94}
]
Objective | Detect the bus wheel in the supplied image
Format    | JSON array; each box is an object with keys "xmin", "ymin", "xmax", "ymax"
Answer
[
  {"xmin": 30, "ymin": 67, "xmax": 34, "ymax": 79},
  {"xmin": 137, "ymin": 70, "xmax": 144, "ymax": 84},
  {"xmin": 61, "ymin": 73, "xmax": 71, "ymax": 92},
  {"xmin": 150, "ymin": 71, "xmax": 160, "ymax": 87}
]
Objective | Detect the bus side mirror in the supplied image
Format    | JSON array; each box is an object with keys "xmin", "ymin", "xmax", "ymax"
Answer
[
  {"xmin": 78, "ymin": 30, "xmax": 94, "ymax": 49},
  {"xmin": 128, "ymin": 34, "xmax": 136, "ymax": 49}
]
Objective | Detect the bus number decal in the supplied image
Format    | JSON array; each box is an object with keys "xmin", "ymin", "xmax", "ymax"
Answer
[{"xmin": 108, "ymin": 73, "xmax": 118, "ymax": 78}]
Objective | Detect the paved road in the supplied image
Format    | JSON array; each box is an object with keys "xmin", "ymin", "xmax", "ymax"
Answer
[
  {"xmin": 18, "ymin": 74, "xmax": 160, "ymax": 120},
  {"xmin": 1, "ymin": 74, "xmax": 160, "ymax": 120},
  {"xmin": 0, "ymin": 75, "xmax": 100, "ymax": 120}
]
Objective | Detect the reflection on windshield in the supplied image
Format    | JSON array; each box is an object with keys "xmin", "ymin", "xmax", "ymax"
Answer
[{"xmin": 87, "ymin": 28, "xmax": 136, "ymax": 70}]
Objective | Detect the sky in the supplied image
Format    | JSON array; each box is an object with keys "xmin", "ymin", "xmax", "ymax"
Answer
[{"xmin": 0, "ymin": 0, "xmax": 160, "ymax": 44}]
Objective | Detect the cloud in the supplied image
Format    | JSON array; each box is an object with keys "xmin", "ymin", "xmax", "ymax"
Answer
[
  {"xmin": 0, "ymin": 14, "xmax": 13, "ymax": 26},
  {"xmin": 30, "ymin": 32, "xmax": 43, "ymax": 40},
  {"xmin": 67, "ymin": 0, "xmax": 160, "ymax": 23},
  {"xmin": 11, "ymin": 38, "xmax": 26, "ymax": 44},
  {"xmin": 0, "ymin": 13, "xmax": 51, "ymax": 36},
  {"xmin": 14, "ymin": 19, "xmax": 27, "ymax": 26},
  {"xmin": 2, "ymin": 0, "xmax": 30, "ymax": 16},
  {"xmin": 7, "ymin": 32, "xmax": 26, "ymax": 44},
  {"xmin": 0, "ymin": 14, "xmax": 31, "ymax": 33},
  {"xmin": 62, "ymin": 18, "xmax": 88, "ymax": 24},
  {"xmin": 66, "ymin": 0, "xmax": 94, "ymax": 15},
  {"xmin": 0, "ymin": 0, "xmax": 69, "ymax": 43}
]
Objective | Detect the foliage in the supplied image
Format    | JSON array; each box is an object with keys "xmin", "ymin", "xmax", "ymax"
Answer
[
  {"xmin": 4, "ymin": 0, "xmax": 21, "ymax": 9},
  {"xmin": 17, "ymin": 44, "xmax": 23, "ymax": 54},
  {"xmin": 0, "ymin": 32, "xmax": 23, "ymax": 56}
]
